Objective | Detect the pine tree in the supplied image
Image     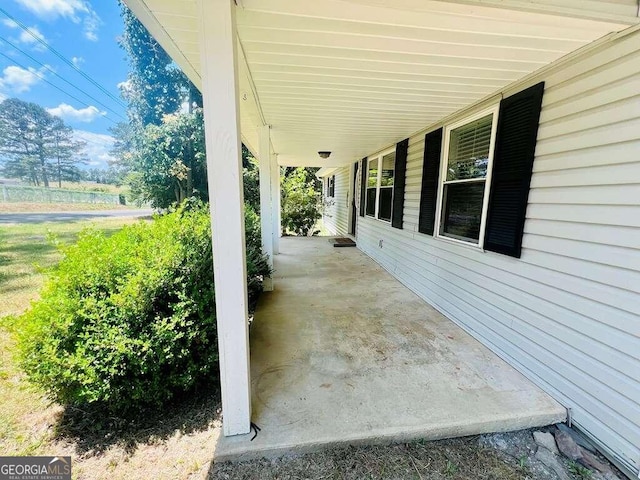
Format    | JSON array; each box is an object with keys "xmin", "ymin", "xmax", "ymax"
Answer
[
  {"xmin": 0, "ymin": 98, "xmax": 84, "ymax": 187},
  {"xmin": 50, "ymin": 117, "xmax": 86, "ymax": 187}
]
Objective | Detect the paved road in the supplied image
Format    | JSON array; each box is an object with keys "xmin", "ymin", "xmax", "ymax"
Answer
[{"xmin": 0, "ymin": 209, "xmax": 155, "ymax": 224}]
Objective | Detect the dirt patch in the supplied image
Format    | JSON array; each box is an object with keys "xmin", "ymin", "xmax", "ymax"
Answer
[
  {"xmin": 48, "ymin": 387, "xmax": 222, "ymax": 480},
  {"xmin": 211, "ymin": 435, "xmax": 534, "ymax": 480},
  {"xmin": 210, "ymin": 430, "xmax": 625, "ymax": 480}
]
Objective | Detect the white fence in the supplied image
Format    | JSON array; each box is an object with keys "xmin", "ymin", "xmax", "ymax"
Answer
[{"xmin": 1, "ymin": 185, "xmax": 123, "ymax": 205}]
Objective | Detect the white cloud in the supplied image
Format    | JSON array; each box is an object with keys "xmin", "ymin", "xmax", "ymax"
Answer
[
  {"xmin": 82, "ymin": 9, "xmax": 100, "ymax": 41},
  {"xmin": 0, "ymin": 92, "xmax": 7, "ymax": 103},
  {"xmin": 117, "ymin": 80, "xmax": 131, "ymax": 91},
  {"xmin": 3, "ymin": 17, "xmax": 49, "ymax": 51},
  {"xmin": 14, "ymin": 0, "xmax": 101, "ymax": 41},
  {"xmin": 71, "ymin": 56, "xmax": 83, "ymax": 67},
  {"xmin": 74, "ymin": 130, "xmax": 115, "ymax": 168},
  {"xmin": 117, "ymin": 80, "xmax": 133, "ymax": 100},
  {"xmin": 2, "ymin": 19, "xmax": 19, "ymax": 28},
  {"xmin": 47, "ymin": 103, "xmax": 105, "ymax": 122},
  {"xmin": 0, "ymin": 65, "xmax": 46, "ymax": 93},
  {"xmin": 14, "ymin": 0, "xmax": 88, "ymax": 19},
  {"xmin": 17, "ymin": 25, "xmax": 48, "ymax": 51}
]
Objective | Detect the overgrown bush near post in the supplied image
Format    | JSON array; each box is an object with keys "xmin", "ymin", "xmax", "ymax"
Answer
[
  {"xmin": 281, "ymin": 167, "xmax": 322, "ymax": 236},
  {"xmin": 14, "ymin": 201, "xmax": 269, "ymax": 414}
]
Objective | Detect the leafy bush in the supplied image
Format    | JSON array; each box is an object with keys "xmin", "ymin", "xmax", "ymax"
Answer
[
  {"xmin": 242, "ymin": 145, "xmax": 261, "ymax": 213},
  {"xmin": 16, "ymin": 202, "xmax": 269, "ymax": 414},
  {"xmin": 281, "ymin": 167, "xmax": 322, "ymax": 236}
]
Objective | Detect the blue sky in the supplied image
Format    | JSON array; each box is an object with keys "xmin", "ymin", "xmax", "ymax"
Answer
[{"xmin": 0, "ymin": 0, "xmax": 130, "ymax": 169}]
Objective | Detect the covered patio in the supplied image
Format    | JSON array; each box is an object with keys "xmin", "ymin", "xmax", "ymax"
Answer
[
  {"xmin": 121, "ymin": 1, "xmax": 638, "ymax": 470},
  {"xmin": 215, "ymin": 237, "xmax": 565, "ymax": 459}
]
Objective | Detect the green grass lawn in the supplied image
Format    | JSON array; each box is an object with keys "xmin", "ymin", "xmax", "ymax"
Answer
[
  {"xmin": 0, "ymin": 218, "xmax": 141, "ymax": 317},
  {"xmin": 0, "ymin": 217, "xmax": 143, "ymax": 456}
]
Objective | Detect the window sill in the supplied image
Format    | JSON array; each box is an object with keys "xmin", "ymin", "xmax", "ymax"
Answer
[
  {"xmin": 433, "ymin": 233, "xmax": 485, "ymax": 253},
  {"xmin": 365, "ymin": 215, "xmax": 391, "ymax": 225}
]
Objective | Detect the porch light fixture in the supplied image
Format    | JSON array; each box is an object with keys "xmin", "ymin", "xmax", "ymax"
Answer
[{"xmin": 318, "ymin": 151, "xmax": 332, "ymax": 159}]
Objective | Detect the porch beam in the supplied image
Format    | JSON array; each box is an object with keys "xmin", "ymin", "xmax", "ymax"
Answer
[
  {"xmin": 198, "ymin": 0, "xmax": 251, "ymax": 437},
  {"xmin": 271, "ymin": 153, "xmax": 281, "ymax": 254},
  {"xmin": 259, "ymin": 125, "xmax": 274, "ymax": 290}
]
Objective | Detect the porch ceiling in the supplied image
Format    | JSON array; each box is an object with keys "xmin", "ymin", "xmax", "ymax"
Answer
[{"xmin": 124, "ymin": 0, "xmax": 633, "ymax": 167}]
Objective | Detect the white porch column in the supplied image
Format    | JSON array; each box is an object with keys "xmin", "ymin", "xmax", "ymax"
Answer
[
  {"xmin": 198, "ymin": 0, "xmax": 251, "ymax": 437},
  {"xmin": 259, "ymin": 125, "xmax": 274, "ymax": 291},
  {"xmin": 271, "ymin": 153, "xmax": 281, "ymax": 254}
]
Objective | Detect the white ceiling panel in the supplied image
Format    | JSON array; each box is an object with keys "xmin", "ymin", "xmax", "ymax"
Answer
[{"xmin": 124, "ymin": 0, "xmax": 632, "ymax": 166}]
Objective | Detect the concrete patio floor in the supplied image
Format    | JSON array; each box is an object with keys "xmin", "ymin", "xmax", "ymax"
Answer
[{"xmin": 215, "ymin": 237, "xmax": 566, "ymax": 461}]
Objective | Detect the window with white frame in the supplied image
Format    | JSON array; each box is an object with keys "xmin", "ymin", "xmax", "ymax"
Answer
[
  {"xmin": 436, "ymin": 106, "xmax": 499, "ymax": 245},
  {"xmin": 327, "ymin": 175, "xmax": 335, "ymax": 197},
  {"xmin": 365, "ymin": 149, "xmax": 395, "ymax": 221}
]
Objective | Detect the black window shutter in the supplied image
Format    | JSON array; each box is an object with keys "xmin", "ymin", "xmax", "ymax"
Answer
[
  {"xmin": 359, "ymin": 157, "xmax": 367, "ymax": 217},
  {"xmin": 330, "ymin": 175, "xmax": 335, "ymax": 197},
  {"xmin": 392, "ymin": 138, "xmax": 409, "ymax": 229},
  {"xmin": 484, "ymin": 82, "xmax": 545, "ymax": 258},
  {"xmin": 418, "ymin": 128, "xmax": 443, "ymax": 235}
]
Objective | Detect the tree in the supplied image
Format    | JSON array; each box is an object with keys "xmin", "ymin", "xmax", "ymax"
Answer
[
  {"xmin": 0, "ymin": 98, "xmax": 84, "ymax": 187},
  {"xmin": 118, "ymin": 2, "xmax": 201, "ymax": 127},
  {"xmin": 115, "ymin": 2, "xmax": 209, "ymax": 207},
  {"xmin": 116, "ymin": 3, "xmax": 262, "ymax": 210},
  {"xmin": 51, "ymin": 117, "xmax": 86, "ymax": 187},
  {"xmin": 107, "ymin": 122, "xmax": 136, "ymax": 184},
  {"xmin": 128, "ymin": 109, "xmax": 207, "ymax": 207},
  {"xmin": 242, "ymin": 145, "xmax": 260, "ymax": 212},
  {"xmin": 281, "ymin": 167, "xmax": 322, "ymax": 236}
]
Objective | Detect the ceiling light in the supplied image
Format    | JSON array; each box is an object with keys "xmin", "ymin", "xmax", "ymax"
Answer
[{"xmin": 318, "ymin": 151, "xmax": 331, "ymax": 159}]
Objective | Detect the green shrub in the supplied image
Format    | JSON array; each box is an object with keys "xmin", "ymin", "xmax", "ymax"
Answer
[
  {"xmin": 16, "ymin": 202, "xmax": 269, "ymax": 414},
  {"xmin": 281, "ymin": 167, "xmax": 322, "ymax": 236},
  {"xmin": 244, "ymin": 203, "xmax": 270, "ymax": 297}
]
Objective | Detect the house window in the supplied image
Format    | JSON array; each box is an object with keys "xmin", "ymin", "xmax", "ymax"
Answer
[
  {"xmin": 329, "ymin": 175, "xmax": 335, "ymax": 197},
  {"xmin": 436, "ymin": 106, "xmax": 499, "ymax": 246},
  {"xmin": 420, "ymin": 82, "xmax": 544, "ymax": 257},
  {"xmin": 365, "ymin": 149, "xmax": 395, "ymax": 221},
  {"xmin": 365, "ymin": 159, "xmax": 377, "ymax": 216}
]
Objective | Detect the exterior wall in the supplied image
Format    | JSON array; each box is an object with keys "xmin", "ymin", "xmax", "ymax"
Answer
[
  {"xmin": 356, "ymin": 30, "xmax": 640, "ymax": 476},
  {"xmin": 322, "ymin": 166, "xmax": 351, "ymax": 236}
]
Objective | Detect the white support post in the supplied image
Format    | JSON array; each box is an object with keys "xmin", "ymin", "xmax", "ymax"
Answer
[
  {"xmin": 271, "ymin": 153, "xmax": 281, "ymax": 254},
  {"xmin": 259, "ymin": 125, "xmax": 274, "ymax": 291},
  {"xmin": 198, "ymin": 0, "xmax": 251, "ymax": 437}
]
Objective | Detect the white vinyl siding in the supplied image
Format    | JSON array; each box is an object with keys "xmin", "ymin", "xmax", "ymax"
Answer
[
  {"xmin": 356, "ymin": 30, "xmax": 640, "ymax": 477},
  {"xmin": 322, "ymin": 166, "xmax": 350, "ymax": 236}
]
